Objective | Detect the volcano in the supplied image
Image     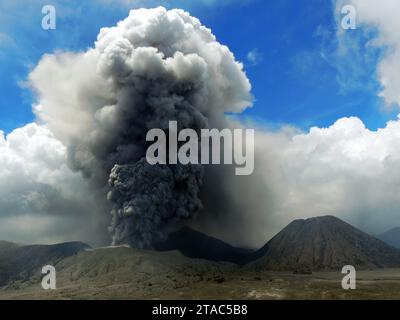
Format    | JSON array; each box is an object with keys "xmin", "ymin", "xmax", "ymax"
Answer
[{"xmin": 248, "ymin": 216, "xmax": 400, "ymax": 271}]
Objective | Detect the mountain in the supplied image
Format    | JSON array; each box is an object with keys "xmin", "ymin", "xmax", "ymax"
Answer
[
  {"xmin": 377, "ymin": 227, "xmax": 400, "ymax": 249},
  {"xmin": 3, "ymin": 216, "xmax": 400, "ymax": 299},
  {"xmin": 248, "ymin": 216, "xmax": 400, "ymax": 271},
  {"xmin": 0, "ymin": 241, "xmax": 89, "ymax": 287},
  {"xmin": 3, "ymin": 215, "xmax": 398, "ymax": 285},
  {"xmin": 0, "ymin": 246, "xmax": 234, "ymax": 299},
  {"xmin": 154, "ymin": 227, "xmax": 254, "ymax": 264}
]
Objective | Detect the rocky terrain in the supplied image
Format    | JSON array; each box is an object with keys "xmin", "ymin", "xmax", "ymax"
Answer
[{"xmin": 2, "ymin": 216, "xmax": 400, "ymax": 299}]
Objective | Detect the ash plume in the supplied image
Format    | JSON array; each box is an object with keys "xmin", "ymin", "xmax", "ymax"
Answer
[
  {"xmin": 29, "ymin": 7, "xmax": 253, "ymax": 248},
  {"xmin": 108, "ymin": 160, "xmax": 203, "ymax": 248}
]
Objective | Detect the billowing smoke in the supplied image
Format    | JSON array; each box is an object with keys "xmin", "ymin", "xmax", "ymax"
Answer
[
  {"xmin": 108, "ymin": 160, "xmax": 203, "ymax": 248},
  {"xmin": 29, "ymin": 7, "xmax": 252, "ymax": 248}
]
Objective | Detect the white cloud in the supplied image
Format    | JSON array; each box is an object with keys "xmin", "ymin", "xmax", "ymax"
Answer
[
  {"xmin": 257, "ymin": 115, "xmax": 400, "ymax": 238},
  {"xmin": 274, "ymin": 1, "xmax": 400, "ymax": 235},
  {"xmin": 0, "ymin": 123, "xmax": 106, "ymax": 245},
  {"xmin": 264, "ymin": 2, "xmax": 400, "ymax": 239},
  {"xmin": 246, "ymin": 48, "xmax": 262, "ymax": 66},
  {"xmin": 336, "ymin": 0, "xmax": 400, "ymax": 107},
  {"xmin": 269, "ymin": 1, "xmax": 400, "ymax": 237}
]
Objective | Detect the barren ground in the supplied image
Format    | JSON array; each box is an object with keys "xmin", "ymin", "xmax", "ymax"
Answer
[{"xmin": 1, "ymin": 247, "xmax": 400, "ymax": 300}]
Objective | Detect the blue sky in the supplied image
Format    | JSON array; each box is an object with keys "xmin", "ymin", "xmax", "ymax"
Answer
[{"xmin": 0, "ymin": 0, "xmax": 397, "ymax": 134}]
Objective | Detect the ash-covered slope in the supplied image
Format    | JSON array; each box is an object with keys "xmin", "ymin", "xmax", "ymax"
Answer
[
  {"xmin": 0, "ymin": 241, "xmax": 89, "ymax": 287},
  {"xmin": 154, "ymin": 227, "xmax": 254, "ymax": 264},
  {"xmin": 0, "ymin": 246, "xmax": 234, "ymax": 299},
  {"xmin": 377, "ymin": 227, "xmax": 400, "ymax": 249},
  {"xmin": 249, "ymin": 216, "xmax": 400, "ymax": 271}
]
